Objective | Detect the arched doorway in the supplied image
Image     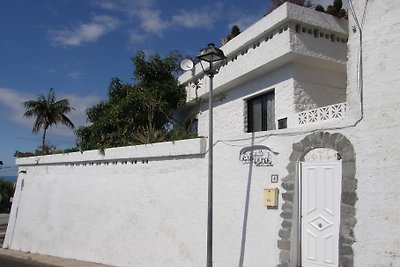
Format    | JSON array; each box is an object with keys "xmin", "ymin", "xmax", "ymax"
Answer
[{"xmin": 278, "ymin": 132, "xmax": 357, "ymax": 267}]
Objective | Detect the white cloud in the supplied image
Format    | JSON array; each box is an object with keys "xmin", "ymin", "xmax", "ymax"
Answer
[
  {"xmin": 91, "ymin": 0, "xmax": 166, "ymax": 40},
  {"xmin": 93, "ymin": 0, "xmax": 155, "ymax": 10},
  {"xmin": 129, "ymin": 29, "xmax": 147, "ymax": 45},
  {"xmin": 92, "ymin": 0, "xmax": 118, "ymax": 11},
  {"xmin": 93, "ymin": 0, "xmax": 157, "ymax": 19},
  {"xmin": 136, "ymin": 9, "xmax": 168, "ymax": 36},
  {"xmin": 49, "ymin": 15, "xmax": 119, "ymax": 46},
  {"xmin": 0, "ymin": 88, "xmax": 32, "ymax": 129},
  {"xmin": 93, "ymin": 1, "xmax": 225, "ymax": 43},
  {"xmin": 68, "ymin": 71, "xmax": 85, "ymax": 80},
  {"xmin": 171, "ymin": 3, "xmax": 223, "ymax": 30},
  {"xmin": 171, "ymin": 10, "xmax": 215, "ymax": 29},
  {"xmin": 0, "ymin": 87, "xmax": 100, "ymax": 137}
]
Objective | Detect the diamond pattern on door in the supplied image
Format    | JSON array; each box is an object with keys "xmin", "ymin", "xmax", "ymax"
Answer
[
  {"xmin": 301, "ymin": 162, "xmax": 342, "ymax": 267},
  {"xmin": 309, "ymin": 215, "xmax": 333, "ymax": 231}
]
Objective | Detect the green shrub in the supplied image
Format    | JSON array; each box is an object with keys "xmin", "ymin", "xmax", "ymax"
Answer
[{"xmin": 0, "ymin": 178, "xmax": 15, "ymax": 213}]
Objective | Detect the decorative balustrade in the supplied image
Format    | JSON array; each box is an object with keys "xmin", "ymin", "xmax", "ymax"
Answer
[{"xmin": 297, "ymin": 102, "xmax": 347, "ymax": 125}]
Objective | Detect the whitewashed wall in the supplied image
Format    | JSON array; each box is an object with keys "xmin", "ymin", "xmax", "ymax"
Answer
[
  {"xmin": 197, "ymin": 65, "xmax": 294, "ymax": 140},
  {"xmin": 5, "ymin": 2, "xmax": 400, "ymax": 267},
  {"xmin": 3, "ymin": 138, "xmax": 295, "ymax": 267},
  {"xmin": 181, "ymin": 3, "xmax": 348, "ymax": 139},
  {"xmin": 343, "ymin": 1, "xmax": 400, "ymax": 266},
  {"xmin": 179, "ymin": 3, "xmax": 348, "ymax": 105},
  {"xmin": 293, "ymin": 63, "xmax": 347, "ymax": 112},
  {"xmin": 4, "ymin": 139, "xmax": 212, "ymax": 267},
  {"xmin": 196, "ymin": 61, "xmax": 346, "ymax": 139}
]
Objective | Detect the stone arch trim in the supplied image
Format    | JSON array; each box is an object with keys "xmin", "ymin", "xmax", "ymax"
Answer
[{"xmin": 278, "ymin": 131, "xmax": 357, "ymax": 267}]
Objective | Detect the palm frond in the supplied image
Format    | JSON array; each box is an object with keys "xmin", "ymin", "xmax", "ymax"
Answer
[{"xmin": 23, "ymin": 88, "xmax": 75, "ymax": 149}]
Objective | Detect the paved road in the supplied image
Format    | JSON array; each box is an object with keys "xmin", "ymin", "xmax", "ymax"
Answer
[
  {"xmin": 0, "ymin": 254, "xmax": 57, "ymax": 267},
  {"xmin": 0, "ymin": 249, "xmax": 114, "ymax": 267},
  {"xmin": 0, "ymin": 214, "xmax": 9, "ymax": 225},
  {"xmin": 0, "ymin": 214, "xmax": 9, "ymax": 246}
]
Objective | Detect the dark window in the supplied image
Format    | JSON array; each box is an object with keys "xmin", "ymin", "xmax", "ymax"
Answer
[{"xmin": 247, "ymin": 90, "xmax": 275, "ymax": 132}]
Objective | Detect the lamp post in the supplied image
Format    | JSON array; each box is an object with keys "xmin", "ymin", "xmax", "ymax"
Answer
[{"xmin": 197, "ymin": 43, "xmax": 226, "ymax": 267}]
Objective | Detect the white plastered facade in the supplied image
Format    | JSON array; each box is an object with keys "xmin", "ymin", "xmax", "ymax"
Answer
[{"xmin": 4, "ymin": 2, "xmax": 400, "ymax": 267}]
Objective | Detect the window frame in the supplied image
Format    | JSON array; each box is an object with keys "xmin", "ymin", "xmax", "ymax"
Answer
[{"xmin": 246, "ymin": 89, "xmax": 276, "ymax": 133}]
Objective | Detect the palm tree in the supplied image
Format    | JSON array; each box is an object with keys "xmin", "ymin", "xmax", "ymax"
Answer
[{"xmin": 23, "ymin": 88, "xmax": 75, "ymax": 152}]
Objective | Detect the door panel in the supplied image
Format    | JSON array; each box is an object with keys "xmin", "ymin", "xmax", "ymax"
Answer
[{"xmin": 301, "ymin": 162, "xmax": 341, "ymax": 267}]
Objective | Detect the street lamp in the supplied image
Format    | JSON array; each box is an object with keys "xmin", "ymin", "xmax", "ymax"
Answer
[{"xmin": 197, "ymin": 43, "xmax": 226, "ymax": 267}]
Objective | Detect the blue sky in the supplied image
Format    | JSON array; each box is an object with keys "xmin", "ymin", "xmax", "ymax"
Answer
[{"xmin": 0, "ymin": 0, "xmax": 344, "ymax": 176}]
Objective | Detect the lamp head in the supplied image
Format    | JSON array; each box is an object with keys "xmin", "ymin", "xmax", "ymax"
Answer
[{"xmin": 197, "ymin": 43, "xmax": 226, "ymax": 75}]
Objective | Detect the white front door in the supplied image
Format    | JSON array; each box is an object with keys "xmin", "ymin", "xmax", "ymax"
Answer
[{"xmin": 301, "ymin": 161, "xmax": 342, "ymax": 267}]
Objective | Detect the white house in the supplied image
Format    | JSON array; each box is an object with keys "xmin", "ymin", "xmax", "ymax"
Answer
[
  {"xmin": 179, "ymin": 3, "xmax": 348, "ymax": 138},
  {"xmin": 4, "ymin": 2, "xmax": 400, "ymax": 267}
]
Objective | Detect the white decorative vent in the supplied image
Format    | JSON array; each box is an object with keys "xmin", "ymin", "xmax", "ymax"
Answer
[{"xmin": 298, "ymin": 102, "xmax": 346, "ymax": 125}]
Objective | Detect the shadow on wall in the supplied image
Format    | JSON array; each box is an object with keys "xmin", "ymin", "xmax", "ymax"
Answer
[{"xmin": 238, "ymin": 132, "xmax": 255, "ymax": 267}]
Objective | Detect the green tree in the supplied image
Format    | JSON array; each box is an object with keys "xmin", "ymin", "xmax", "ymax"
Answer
[
  {"xmin": 315, "ymin": 4, "xmax": 325, "ymax": 12},
  {"xmin": 23, "ymin": 88, "xmax": 75, "ymax": 152},
  {"xmin": 221, "ymin": 25, "xmax": 241, "ymax": 45},
  {"xmin": 0, "ymin": 178, "xmax": 15, "ymax": 213},
  {"xmin": 76, "ymin": 51, "xmax": 187, "ymax": 151},
  {"xmin": 326, "ymin": 0, "xmax": 347, "ymax": 18},
  {"xmin": 314, "ymin": 0, "xmax": 347, "ymax": 19}
]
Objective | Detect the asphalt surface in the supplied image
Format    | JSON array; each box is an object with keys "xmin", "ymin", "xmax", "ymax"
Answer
[
  {"xmin": 0, "ymin": 249, "xmax": 114, "ymax": 267},
  {"xmin": 0, "ymin": 254, "xmax": 58, "ymax": 267},
  {"xmin": 0, "ymin": 214, "xmax": 9, "ymax": 225}
]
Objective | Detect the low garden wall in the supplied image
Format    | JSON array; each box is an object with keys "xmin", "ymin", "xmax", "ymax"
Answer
[{"xmin": 4, "ymin": 139, "xmax": 214, "ymax": 266}]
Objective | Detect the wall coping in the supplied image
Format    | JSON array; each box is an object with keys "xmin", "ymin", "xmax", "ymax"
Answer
[
  {"xmin": 178, "ymin": 2, "xmax": 348, "ymax": 86},
  {"xmin": 16, "ymin": 138, "xmax": 207, "ymax": 166}
]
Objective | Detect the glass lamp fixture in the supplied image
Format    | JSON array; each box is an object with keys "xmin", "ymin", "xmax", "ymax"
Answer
[{"xmin": 197, "ymin": 43, "xmax": 226, "ymax": 76}]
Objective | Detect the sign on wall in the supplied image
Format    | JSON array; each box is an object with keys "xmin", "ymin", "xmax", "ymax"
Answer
[{"xmin": 239, "ymin": 145, "xmax": 279, "ymax": 166}]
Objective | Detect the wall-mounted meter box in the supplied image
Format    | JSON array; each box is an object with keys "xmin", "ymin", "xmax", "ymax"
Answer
[{"xmin": 264, "ymin": 188, "xmax": 279, "ymax": 207}]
